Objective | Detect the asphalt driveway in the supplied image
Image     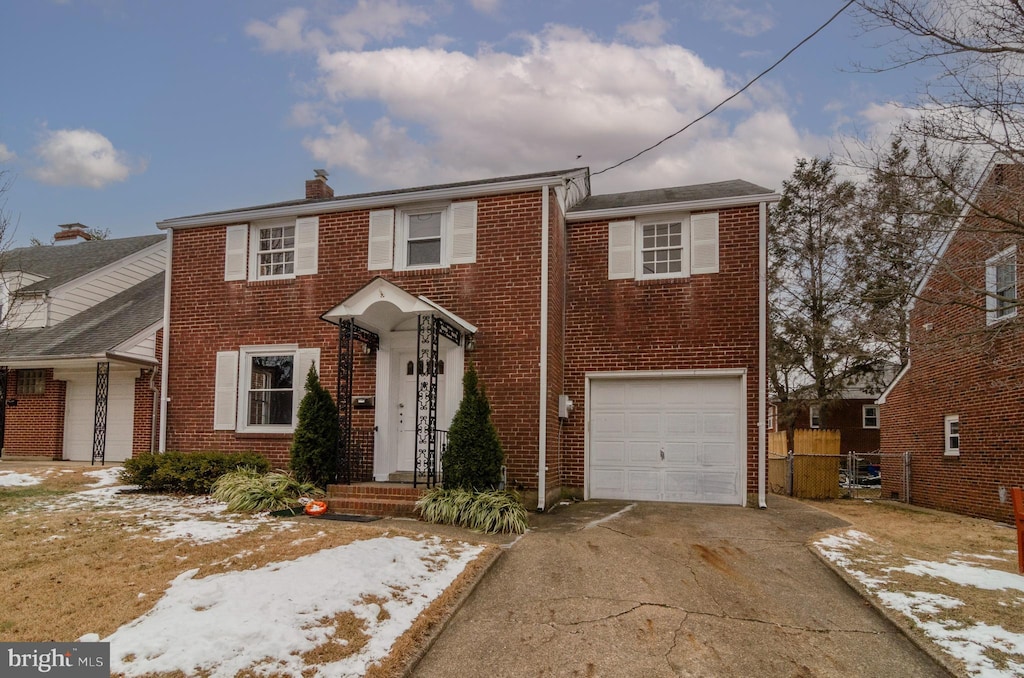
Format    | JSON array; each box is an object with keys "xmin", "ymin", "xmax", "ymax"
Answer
[{"xmin": 413, "ymin": 496, "xmax": 948, "ymax": 677}]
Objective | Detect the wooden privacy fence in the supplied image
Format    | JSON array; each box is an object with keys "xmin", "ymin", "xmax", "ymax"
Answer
[{"xmin": 768, "ymin": 429, "xmax": 841, "ymax": 499}]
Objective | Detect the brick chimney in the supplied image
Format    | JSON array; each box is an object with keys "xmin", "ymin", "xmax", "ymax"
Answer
[
  {"xmin": 305, "ymin": 169, "xmax": 334, "ymax": 200},
  {"xmin": 53, "ymin": 223, "xmax": 94, "ymax": 245}
]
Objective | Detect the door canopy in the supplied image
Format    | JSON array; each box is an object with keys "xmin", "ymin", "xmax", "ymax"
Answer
[{"xmin": 320, "ymin": 276, "xmax": 477, "ymax": 336}]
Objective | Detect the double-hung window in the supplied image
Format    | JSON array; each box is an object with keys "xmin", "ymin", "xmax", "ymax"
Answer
[
  {"xmin": 640, "ymin": 220, "xmax": 684, "ymax": 277},
  {"xmin": 986, "ymin": 246, "xmax": 1017, "ymax": 324},
  {"xmin": 809, "ymin": 405, "xmax": 821, "ymax": 429},
  {"xmin": 245, "ymin": 352, "xmax": 294, "ymax": 427},
  {"xmin": 404, "ymin": 209, "xmax": 444, "ymax": 268},
  {"xmin": 256, "ymin": 223, "xmax": 295, "ymax": 279},
  {"xmin": 863, "ymin": 405, "xmax": 879, "ymax": 429},
  {"xmin": 944, "ymin": 415, "xmax": 960, "ymax": 456}
]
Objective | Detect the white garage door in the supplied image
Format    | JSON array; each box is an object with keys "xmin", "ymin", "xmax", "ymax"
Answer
[
  {"xmin": 588, "ymin": 376, "xmax": 745, "ymax": 504},
  {"xmin": 62, "ymin": 369, "xmax": 137, "ymax": 462}
]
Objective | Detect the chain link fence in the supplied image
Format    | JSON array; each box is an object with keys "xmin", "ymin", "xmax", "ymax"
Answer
[{"xmin": 769, "ymin": 451, "xmax": 910, "ymax": 502}]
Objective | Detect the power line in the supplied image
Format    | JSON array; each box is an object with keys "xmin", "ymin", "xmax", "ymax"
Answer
[{"xmin": 592, "ymin": 0, "xmax": 857, "ymax": 178}]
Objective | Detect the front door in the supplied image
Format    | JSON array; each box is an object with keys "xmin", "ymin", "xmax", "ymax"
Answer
[{"xmin": 394, "ymin": 351, "xmax": 446, "ymax": 474}]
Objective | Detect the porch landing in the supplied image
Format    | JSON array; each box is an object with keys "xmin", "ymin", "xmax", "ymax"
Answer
[{"xmin": 326, "ymin": 482, "xmax": 428, "ymax": 518}]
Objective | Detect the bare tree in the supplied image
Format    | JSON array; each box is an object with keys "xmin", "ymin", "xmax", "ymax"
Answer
[{"xmin": 769, "ymin": 157, "xmax": 869, "ymax": 429}]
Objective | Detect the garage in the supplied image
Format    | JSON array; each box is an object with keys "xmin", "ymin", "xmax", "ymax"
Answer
[{"xmin": 587, "ymin": 374, "xmax": 745, "ymax": 504}]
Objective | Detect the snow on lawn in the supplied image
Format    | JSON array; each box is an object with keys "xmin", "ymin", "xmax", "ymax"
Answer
[
  {"xmin": 104, "ymin": 535, "xmax": 484, "ymax": 677},
  {"xmin": 83, "ymin": 466, "xmax": 123, "ymax": 487},
  {"xmin": 815, "ymin": 528, "xmax": 1024, "ymax": 678},
  {"xmin": 0, "ymin": 470, "xmax": 44, "ymax": 487}
]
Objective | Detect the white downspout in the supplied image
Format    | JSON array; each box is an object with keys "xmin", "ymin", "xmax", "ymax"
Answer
[
  {"xmin": 538, "ymin": 186, "xmax": 550, "ymax": 511},
  {"xmin": 758, "ymin": 201, "xmax": 768, "ymax": 509},
  {"xmin": 158, "ymin": 229, "xmax": 172, "ymax": 453}
]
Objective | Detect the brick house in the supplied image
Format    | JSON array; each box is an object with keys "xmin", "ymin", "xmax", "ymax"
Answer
[
  {"xmin": 878, "ymin": 161, "xmax": 1024, "ymax": 523},
  {"xmin": 157, "ymin": 169, "xmax": 778, "ymax": 510},
  {"xmin": 0, "ymin": 226, "xmax": 167, "ymax": 462}
]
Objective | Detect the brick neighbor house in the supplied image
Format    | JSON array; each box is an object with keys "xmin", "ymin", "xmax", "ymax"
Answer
[
  {"xmin": 157, "ymin": 169, "xmax": 778, "ymax": 510},
  {"xmin": 0, "ymin": 226, "xmax": 167, "ymax": 462},
  {"xmin": 878, "ymin": 160, "xmax": 1024, "ymax": 523}
]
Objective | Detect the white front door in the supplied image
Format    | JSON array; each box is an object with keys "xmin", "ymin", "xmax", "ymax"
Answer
[{"xmin": 393, "ymin": 351, "xmax": 447, "ymax": 474}]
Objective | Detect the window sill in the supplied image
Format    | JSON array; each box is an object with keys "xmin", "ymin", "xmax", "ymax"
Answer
[
  {"xmin": 235, "ymin": 431, "xmax": 294, "ymax": 439},
  {"xmin": 246, "ymin": 278, "xmax": 296, "ymax": 288},
  {"xmin": 634, "ymin": 276, "xmax": 689, "ymax": 285},
  {"xmin": 391, "ymin": 267, "xmax": 452, "ymax": 278},
  {"xmin": 943, "ymin": 452, "xmax": 961, "ymax": 458}
]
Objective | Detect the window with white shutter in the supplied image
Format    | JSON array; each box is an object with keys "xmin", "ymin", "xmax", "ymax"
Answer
[
  {"xmin": 213, "ymin": 351, "xmax": 239, "ymax": 430},
  {"xmin": 224, "ymin": 225, "xmax": 249, "ymax": 281},
  {"xmin": 214, "ymin": 346, "xmax": 319, "ymax": 433},
  {"xmin": 450, "ymin": 201, "xmax": 478, "ymax": 264},
  {"xmin": 368, "ymin": 209, "xmax": 395, "ymax": 270},
  {"xmin": 690, "ymin": 212, "xmax": 719, "ymax": 275},
  {"xmin": 294, "ymin": 216, "xmax": 319, "ymax": 275},
  {"xmin": 608, "ymin": 221, "xmax": 635, "ymax": 280}
]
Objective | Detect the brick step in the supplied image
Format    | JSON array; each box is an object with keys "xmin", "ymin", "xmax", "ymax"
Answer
[
  {"xmin": 326, "ymin": 483, "xmax": 427, "ymax": 500},
  {"xmin": 326, "ymin": 496, "xmax": 421, "ymax": 518}
]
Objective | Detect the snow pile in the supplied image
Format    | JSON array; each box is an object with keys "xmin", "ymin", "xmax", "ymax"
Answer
[
  {"xmin": 83, "ymin": 466, "xmax": 124, "ymax": 487},
  {"xmin": 105, "ymin": 536, "xmax": 484, "ymax": 677},
  {"xmin": 0, "ymin": 470, "xmax": 44, "ymax": 487},
  {"xmin": 815, "ymin": 528, "xmax": 1024, "ymax": 677}
]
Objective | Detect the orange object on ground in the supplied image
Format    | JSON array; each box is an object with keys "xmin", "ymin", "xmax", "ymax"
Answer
[
  {"xmin": 304, "ymin": 500, "xmax": 328, "ymax": 516},
  {"xmin": 1013, "ymin": 488, "xmax": 1024, "ymax": 575}
]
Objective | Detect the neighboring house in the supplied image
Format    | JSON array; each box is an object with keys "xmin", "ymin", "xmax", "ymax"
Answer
[
  {"xmin": 156, "ymin": 170, "xmax": 778, "ymax": 510},
  {"xmin": 769, "ymin": 368, "xmax": 894, "ymax": 455},
  {"xmin": 878, "ymin": 161, "xmax": 1024, "ymax": 523},
  {"xmin": 0, "ymin": 225, "xmax": 166, "ymax": 462}
]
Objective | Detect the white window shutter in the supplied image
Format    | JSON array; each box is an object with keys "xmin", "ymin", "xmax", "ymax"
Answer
[
  {"xmin": 690, "ymin": 212, "xmax": 719, "ymax": 275},
  {"xmin": 450, "ymin": 200, "xmax": 478, "ymax": 264},
  {"xmin": 224, "ymin": 225, "xmax": 249, "ymax": 281},
  {"xmin": 294, "ymin": 216, "xmax": 319, "ymax": 276},
  {"xmin": 213, "ymin": 351, "xmax": 239, "ymax": 430},
  {"xmin": 368, "ymin": 209, "xmax": 395, "ymax": 270},
  {"xmin": 985, "ymin": 262, "xmax": 998, "ymax": 321},
  {"xmin": 295, "ymin": 348, "xmax": 321, "ymax": 400},
  {"xmin": 608, "ymin": 220, "xmax": 635, "ymax": 280}
]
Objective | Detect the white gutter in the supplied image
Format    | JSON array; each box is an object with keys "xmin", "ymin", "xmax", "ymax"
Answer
[
  {"xmin": 566, "ymin": 192, "xmax": 781, "ymax": 223},
  {"xmin": 159, "ymin": 229, "xmax": 172, "ymax": 453},
  {"xmin": 538, "ymin": 186, "xmax": 550, "ymax": 512},
  {"xmin": 157, "ymin": 172, "xmax": 586, "ymax": 231},
  {"xmin": 758, "ymin": 201, "xmax": 768, "ymax": 509}
]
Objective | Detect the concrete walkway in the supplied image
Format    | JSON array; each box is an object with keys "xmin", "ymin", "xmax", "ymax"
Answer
[{"xmin": 414, "ymin": 497, "xmax": 949, "ymax": 677}]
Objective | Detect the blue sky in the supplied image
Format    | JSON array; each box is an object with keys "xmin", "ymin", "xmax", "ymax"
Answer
[{"xmin": 0, "ymin": 0, "xmax": 924, "ymax": 246}]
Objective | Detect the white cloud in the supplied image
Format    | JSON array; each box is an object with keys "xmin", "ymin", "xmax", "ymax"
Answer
[
  {"xmin": 31, "ymin": 128, "xmax": 141, "ymax": 188},
  {"xmin": 702, "ymin": 2, "xmax": 775, "ymax": 37},
  {"xmin": 247, "ymin": 1, "xmax": 432, "ymax": 53},
  {"xmin": 290, "ymin": 24, "xmax": 819, "ymax": 193},
  {"xmin": 469, "ymin": 0, "xmax": 501, "ymax": 15},
  {"xmin": 617, "ymin": 2, "xmax": 670, "ymax": 46},
  {"xmin": 0, "ymin": 143, "xmax": 16, "ymax": 163}
]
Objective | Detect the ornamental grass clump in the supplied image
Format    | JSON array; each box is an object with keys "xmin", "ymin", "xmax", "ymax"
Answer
[
  {"xmin": 211, "ymin": 468, "xmax": 324, "ymax": 513},
  {"xmin": 416, "ymin": 487, "xmax": 528, "ymax": 534}
]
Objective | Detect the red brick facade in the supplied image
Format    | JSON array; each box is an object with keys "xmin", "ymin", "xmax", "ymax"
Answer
[
  {"xmin": 563, "ymin": 206, "xmax": 762, "ymax": 498},
  {"xmin": 163, "ymin": 177, "xmax": 767, "ymax": 505},
  {"xmin": 775, "ymin": 399, "xmax": 881, "ymax": 455},
  {"xmin": 2, "ymin": 368, "xmax": 66, "ymax": 459},
  {"xmin": 881, "ymin": 163, "xmax": 1024, "ymax": 523}
]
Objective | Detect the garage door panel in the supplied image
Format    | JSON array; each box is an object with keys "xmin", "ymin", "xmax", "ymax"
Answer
[
  {"xmin": 663, "ymin": 471, "xmax": 699, "ymax": 502},
  {"xmin": 589, "ymin": 376, "xmax": 744, "ymax": 505},
  {"xmin": 699, "ymin": 472, "xmax": 741, "ymax": 504},
  {"xmin": 663, "ymin": 442, "xmax": 698, "ymax": 466},
  {"xmin": 592, "ymin": 441, "xmax": 625, "ymax": 465},
  {"xmin": 701, "ymin": 442, "xmax": 739, "ymax": 468},
  {"xmin": 627, "ymin": 413, "xmax": 660, "ymax": 438},
  {"xmin": 625, "ymin": 470, "xmax": 661, "ymax": 500},
  {"xmin": 626, "ymin": 442, "xmax": 663, "ymax": 466}
]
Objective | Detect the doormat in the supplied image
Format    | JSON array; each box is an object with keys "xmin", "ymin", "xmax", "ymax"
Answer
[{"xmin": 312, "ymin": 513, "xmax": 382, "ymax": 522}]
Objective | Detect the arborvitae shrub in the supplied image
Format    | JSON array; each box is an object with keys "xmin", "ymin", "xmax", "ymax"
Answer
[
  {"xmin": 442, "ymin": 363, "xmax": 503, "ymax": 490},
  {"xmin": 289, "ymin": 363, "xmax": 340, "ymax": 489}
]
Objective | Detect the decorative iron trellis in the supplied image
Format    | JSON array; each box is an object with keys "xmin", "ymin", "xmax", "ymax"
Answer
[
  {"xmin": 335, "ymin": 319, "xmax": 379, "ymax": 484},
  {"xmin": 92, "ymin": 361, "xmax": 110, "ymax": 466},
  {"xmin": 414, "ymin": 314, "xmax": 462, "ymax": 487},
  {"xmin": 0, "ymin": 366, "xmax": 7, "ymax": 454}
]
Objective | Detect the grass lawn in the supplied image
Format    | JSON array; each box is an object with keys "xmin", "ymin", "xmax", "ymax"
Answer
[
  {"xmin": 0, "ymin": 461, "xmax": 496, "ymax": 677},
  {"xmin": 808, "ymin": 498, "xmax": 1024, "ymax": 678}
]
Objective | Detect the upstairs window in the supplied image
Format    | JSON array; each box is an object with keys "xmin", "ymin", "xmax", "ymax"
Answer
[
  {"xmin": 863, "ymin": 405, "xmax": 879, "ymax": 429},
  {"xmin": 809, "ymin": 405, "xmax": 821, "ymax": 429},
  {"xmin": 256, "ymin": 224, "xmax": 295, "ymax": 278},
  {"xmin": 405, "ymin": 209, "xmax": 444, "ymax": 268},
  {"xmin": 640, "ymin": 220, "xmax": 684, "ymax": 277},
  {"xmin": 986, "ymin": 246, "xmax": 1017, "ymax": 324},
  {"xmin": 608, "ymin": 212, "xmax": 719, "ymax": 281},
  {"xmin": 944, "ymin": 414, "xmax": 960, "ymax": 456}
]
